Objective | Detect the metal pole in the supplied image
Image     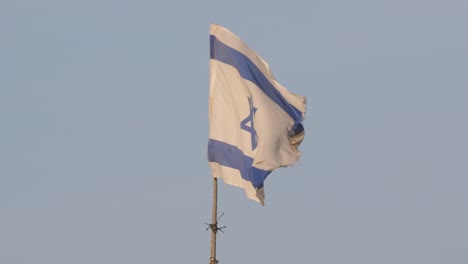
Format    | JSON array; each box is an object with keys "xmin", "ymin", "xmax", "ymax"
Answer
[{"xmin": 209, "ymin": 177, "xmax": 218, "ymax": 264}]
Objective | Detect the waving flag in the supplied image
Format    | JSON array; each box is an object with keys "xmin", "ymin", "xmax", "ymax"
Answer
[{"xmin": 208, "ymin": 24, "xmax": 306, "ymax": 204}]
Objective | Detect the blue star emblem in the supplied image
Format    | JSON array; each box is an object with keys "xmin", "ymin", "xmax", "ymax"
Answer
[{"xmin": 240, "ymin": 96, "xmax": 258, "ymax": 151}]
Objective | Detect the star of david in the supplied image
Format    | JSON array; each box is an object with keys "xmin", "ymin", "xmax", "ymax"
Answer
[{"xmin": 240, "ymin": 96, "xmax": 258, "ymax": 151}]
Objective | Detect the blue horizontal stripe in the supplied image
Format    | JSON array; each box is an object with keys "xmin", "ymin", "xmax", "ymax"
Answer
[
  {"xmin": 208, "ymin": 139, "xmax": 270, "ymax": 189},
  {"xmin": 210, "ymin": 35, "xmax": 303, "ymax": 122}
]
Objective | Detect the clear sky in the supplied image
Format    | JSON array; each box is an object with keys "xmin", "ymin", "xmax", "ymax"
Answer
[{"xmin": 1, "ymin": 0, "xmax": 467, "ymax": 263}]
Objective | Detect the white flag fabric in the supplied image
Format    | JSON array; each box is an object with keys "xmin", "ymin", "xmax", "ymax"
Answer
[{"xmin": 208, "ymin": 24, "xmax": 306, "ymax": 204}]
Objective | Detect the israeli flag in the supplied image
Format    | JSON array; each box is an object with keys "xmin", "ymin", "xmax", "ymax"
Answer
[{"xmin": 208, "ymin": 24, "xmax": 306, "ymax": 204}]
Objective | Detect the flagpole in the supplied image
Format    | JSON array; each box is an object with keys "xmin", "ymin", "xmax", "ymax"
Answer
[{"xmin": 209, "ymin": 177, "xmax": 218, "ymax": 264}]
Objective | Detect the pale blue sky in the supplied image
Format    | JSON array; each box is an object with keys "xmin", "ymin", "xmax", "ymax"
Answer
[{"xmin": 1, "ymin": 0, "xmax": 467, "ymax": 263}]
